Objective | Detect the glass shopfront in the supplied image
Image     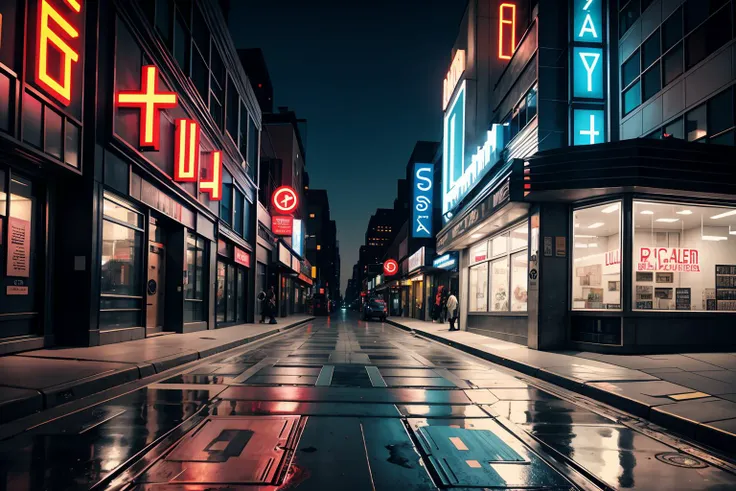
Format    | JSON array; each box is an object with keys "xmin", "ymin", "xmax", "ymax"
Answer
[
  {"xmin": 216, "ymin": 240, "xmax": 249, "ymax": 326},
  {"xmin": 632, "ymin": 201, "xmax": 736, "ymax": 312},
  {"xmin": 185, "ymin": 233, "xmax": 207, "ymax": 323},
  {"xmin": 468, "ymin": 223, "xmax": 529, "ymax": 313},
  {"xmin": 572, "ymin": 202, "xmax": 622, "ymax": 311}
]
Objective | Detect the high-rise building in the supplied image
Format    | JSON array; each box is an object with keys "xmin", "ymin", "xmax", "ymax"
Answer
[
  {"xmin": 436, "ymin": 0, "xmax": 736, "ymax": 353},
  {"xmin": 306, "ymin": 189, "xmax": 340, "ymax": 305}
]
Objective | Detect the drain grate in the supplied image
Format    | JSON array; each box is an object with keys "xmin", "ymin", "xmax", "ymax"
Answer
[{"xmin": 655, "ymin": 452, "xmax": 708, "ymax": 468}]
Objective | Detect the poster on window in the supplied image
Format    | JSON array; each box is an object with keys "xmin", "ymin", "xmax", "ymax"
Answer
[
  {"xmin": 637, "ymin": 247, "xmax": 700, "ymax": 272},
  {"xmin": 7, "ymin": 217, "xmax": 30, "ymax": 277}
]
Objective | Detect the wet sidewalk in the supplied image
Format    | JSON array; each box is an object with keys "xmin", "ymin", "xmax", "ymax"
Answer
[
  {"xmin": 386, "ymin": 316, "xmax": 736, "ymax": 454},
  {"xmin": 0, "ymin": 316, "xmax": 313, "ymax": 425}
]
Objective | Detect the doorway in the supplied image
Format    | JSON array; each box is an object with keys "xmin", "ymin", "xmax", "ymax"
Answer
[{"xmin": 146, "ymin": 218, "xmax": 166, "ymax": 335}]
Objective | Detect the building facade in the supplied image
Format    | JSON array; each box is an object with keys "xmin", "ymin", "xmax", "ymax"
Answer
[
  {"xmin": 437, "ymin": 0, "xmax": 736, "ymax": 353},
  {"xmin": 0, "ymin": 0, "xmax": 265, "ymax": 354}
]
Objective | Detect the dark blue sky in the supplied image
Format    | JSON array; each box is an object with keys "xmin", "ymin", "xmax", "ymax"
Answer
[{"xmin": 229, "ymin": 1, "xmax": 466, "ymax": 293}]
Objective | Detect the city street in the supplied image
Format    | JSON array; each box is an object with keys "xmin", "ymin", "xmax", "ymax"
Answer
[{"xmin": 1, "ymin": 314, "xmax": 735, "ymax": 490}]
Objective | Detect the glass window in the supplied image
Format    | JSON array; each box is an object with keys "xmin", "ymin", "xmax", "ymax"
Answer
[
  {"xmin": 642, "ymin": 30, "xmax": 660, "ymax": 69},
  {"xmin": 708, "ymin": 89, "xmax": 734, "ymax": 137},
  {"xmin": 492, "ymin": 235, "xmax": 508, "ymax": 257},
  {"xmin": 710, "ymin": 130, "xmax": 735, "ymax": 146},
  {"xmin": 620, "ymin": 0, "xmax": 640, "ymax": 38},
  {"xmin": 686, "ymin": 22, "xmax": 708, "ymax": 69},
  {"xmin": 632, "ymin": 201, "xmax": 736, "ymax": 312},
  {"xmin": 191, "ymin": 49, "xmax": 208, "ymax": 102},
  {"xmin": 662, "ymin": 43, "xmax": 683, "ymax": 86},
  {"xmin": 511, "ymin": 252, "xmax": 528, "ymax": 312},
  {"xmin": 623, "ymin": 81, "xmax": 642, "ymax": 115},
  {"xmin": 239, "ymin": 101, "xmax": 248, "ymax": 160},
  {"xmin": 226, "ymin": 76, "xmax": 239, "ymax": 141},
  {"xmin": 220, "ymin": 171, "xmax": 233, "ymax": 225},
  {"xmin": 234, "ymin": 188, "xmax": 244, "ymax": 236},
  {"xmin": 101, "ymin": 221, "xmax": 142, "ymax": 297},
  {"xmin": 173, "ymin": 12, "xmax": 189, "ymax": 72},
  {"xmin": 243, "ymin": 198, "xmax": 252, "ymax": 242},
  {"xmin": 237, "ymin": 268, "xmax": 245, "ymax": 322},
  {"xmin": 469, "ymin": 262, "xmax": 488, "ymax": 312},
  {"xmin": 572, "ymin": 202, "xmax": 622, "ymax": 310},
  {"xmin": 103, "ymin": 197, "xmax": 143, "ymax": 228},
  {"xmin": 155, "ymin": 0, "xmax": 172, "ymax": 46},
  {"xmin": 510, "ymin": 225, "xmax": 528, "ymax": 250},
  {"xmin": 470, "ymin": 241, "xmax": 489, "ymax": 264},
  {"xmin": 226, "ymin": 263, "xmax": 235, "ymax": 322},
  {"xmin": 490, "ymin": 258, "xmax": 510, "ymax": 312},
  {"xmin": 642, "ymin": 63, "xmax": 661, "ymax": 101},
  {"xmin": 216, "ymin": 261, "xmax": 226, "ymax": 322},
  {"xmin": 686, "ymin": 104, "xmax": 707, "ymax": 142},
  {"xmin": 665, "ymin": 117, "xmax": 684, "ymax": 139},
  {"xmin": 526, "ymin": 86, "xmax": 537, "ymax": 121},
  {"xmin": 663, "ymin": 8, "xmax": 683, "ymax": 51},
  {"xmin": 622, "ymin": 51, "xmax": 640, "ymax": 88},
  {"xmin": 185, "ymin": 233, "xmax": 205, "ymax": 322},
  {"xmin": 247, "ymin": 116, "xmax": 259, "ymax": 174}
]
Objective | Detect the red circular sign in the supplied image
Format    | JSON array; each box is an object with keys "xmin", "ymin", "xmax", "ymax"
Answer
[
  {"xmin": 383, "ymin": 259, "xmax": 398, "ymax": 276},
  {"xmin": 272, "ymin": 186, "xmax": 299, "ymax": 214}
]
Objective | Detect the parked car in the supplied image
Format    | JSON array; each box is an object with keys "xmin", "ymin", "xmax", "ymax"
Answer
[
  {"xmin": 363, "ymin": 298, "xmax": 387, "ymax": 321},
  {"xmin": 313, "ymin": 294, "xmax": 330, "ymax": 315}
]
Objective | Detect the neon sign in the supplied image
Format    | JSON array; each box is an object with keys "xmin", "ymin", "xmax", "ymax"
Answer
[
  {"xmin": 383, "ymin": 259, "xmax": 398, "ymax": 276},
  {"xmin": 498, "ymin": 3, "xmax": 517, "ymax": 60},
  {"xmin": 116, "ymin": 65, "xmax": 178, "ymax": 150},
  {"xmin": 272, "ymin": 186, "xmax": 299, "ymax": 214},
  {"xmin": 200, "ymin": 151, "xmax": 222, "ymax": 201},
  {"xmin": 174, "ymin": 119, "xmax": 200, "ymax": 182},
  {"xmin": 36, "ymin": 0, "xmax": 82, "ymax": 105},
  {"xmin": 412, "ymin": 163, "xmax": 433, "ymax": 238},
  {"xmin": 442, "ymin": 49, "xmax": 466, "ymax": 111},
  {"xmin": 570, "ymin": 0, "xmax": 606, "ymax": 146}
]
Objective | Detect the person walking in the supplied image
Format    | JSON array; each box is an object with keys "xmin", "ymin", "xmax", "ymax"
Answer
[
  {"xmin": 446, "ymin": 291, "xmax": 459, "ymax": 331},
  {"xmin": 257, "ymin": 289, "xmax": 267, "ymax": 323},
  {"xmin": 266, "ymin": 286, "xmax": 277, "ymax": 324}
]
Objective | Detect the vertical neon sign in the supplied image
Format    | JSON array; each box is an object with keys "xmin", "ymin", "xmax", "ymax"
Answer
[
  {"xmin": 174, "ymin": 119, "xmax": 200, "ymax": 182},
  {"xmin": 36, "ymin": 0, "xmax": 82, "ymax": 105},
  {"xmin": 498, "ymin": 3, "xmax": 517, "ymax": 60},
  {"xmin": 570, "ymin": 0, "xmax": 606, "ymax": 146}
]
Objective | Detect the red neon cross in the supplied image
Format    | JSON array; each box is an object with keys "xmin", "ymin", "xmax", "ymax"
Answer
[{"xmin": 116, "ymin": 65, "xmax": 178, "ymax": 150}]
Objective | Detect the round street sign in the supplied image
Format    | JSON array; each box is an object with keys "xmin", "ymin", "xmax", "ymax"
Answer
[
  {"xmin": 529, "ymin": 269, "xmax": 538, "ymax": 280},
  {"xmin": 272, "ymin": 186, "xmax": 299, "ymax": 214},
  {"xmin": 384, "ymin": 259, "xmax": 398, "ymax": 276}
]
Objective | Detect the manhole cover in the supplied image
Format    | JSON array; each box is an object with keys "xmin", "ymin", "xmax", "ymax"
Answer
[{"xmin": 655, "ymin": 452, "xmax": 708, "ymax": 468}]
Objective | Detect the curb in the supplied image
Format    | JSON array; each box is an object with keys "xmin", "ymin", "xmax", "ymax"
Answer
[
  {"xmin": 0, "ymin": 317, "xmax": 314, "ymax": 425},
  {"xmin": 386, "ymin": 318, "xmax": 736, "ymax": 456}
]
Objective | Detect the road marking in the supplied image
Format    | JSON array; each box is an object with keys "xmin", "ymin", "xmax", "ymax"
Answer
[
  {"xmin": 450, "ymin": 436, "xmax": 468, "ymax": 451},
  {"xmin": 668, "ymin": 391, "xmax": 710, "ymax": 401},
  {"xmin": 229, "ymin": 358, "xmax": 278, "ymax": 384},
  {"xmin": 315, "ymin": 365, "xmax": 334, "ymax": 386},
  {"xmin": 365, "ymin": 366, "xmax": 387, "ymax": 387},
  {"xmin": 466, "ymin": 459, "xmax": 481, "ymax": 468}
]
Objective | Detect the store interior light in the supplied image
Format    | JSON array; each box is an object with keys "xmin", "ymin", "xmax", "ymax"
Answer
[
  {"xmin": 702, "ymin": 236, "xmax": 728, "ymax": 241},
  {"xmin": 676, "ymin": 210, "xmax": 693, "ymax": 215},
  {"xmin": 575, "ymin": 243, "xmax": 588, "ymax": 248},
  {"xmin": 588, "ymin": 243, "xmax": 599, "ymax": 248},
  {"xmin": 640, "ymin": 210, "xmax": 654, "ymax": 215},
  {"xmin": 711, "ymin": 210, "xmax": 736, "ymax": 220},
  {"xmin": 574, "ymin": 234, "xmax": 597, "ymax": 238},
  {"xmin": 588, "ymin": 222, "xmax": 604, "ymax": 229},
  {"xmin": 601, "ymin": 204, "xmax": 619, "ymax": 214},
  {"xmin": 656, "ymin": 218, "xmax": 679, "ymax": 223},
  {"xmin": 471, "ymin": 233, "xmax": 483, "ymax": 239},
  {"xmin": 730, "ymin": 226, "xmax": 736, "ymax": 235},
  {"xmin": 574, "ymin": 223, "xmax": 580, "ymax": 228}
]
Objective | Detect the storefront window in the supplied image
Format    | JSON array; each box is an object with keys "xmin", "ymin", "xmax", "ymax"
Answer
[
  {"xmin": 511, "ymin": 252, "xmax": 528, "ymax": 311},
  {"xmin": 632, "ymin": 201, "xmax": 736, "ymax": 312},
  {"xmin": 572, "ymin": 202, "xmax": 622, "ymax": 310},
  {"xmin": 469, "ymin": 262, "xmax": 488, "ymax": 312},
  {"xmin": 185, "ymin": 233, "xmax": 206, "ymax": 322},
  {"xmin": 490, "ymin": 258, "xmax": 509, "ymax": 311},
  {"xmin": 100, "ymin": 195, "xmax": 144, "ymax": 330},
  {"xmin": 470, "ymin": 241, "xmax": 489, "ymax": 264},
  {"xmin": 491, "ymin": 235, "xmax": 507, "ymax": 257},
  {"xmin": 216, "ymin": 261, "xmax": 226, "ymax": 322}
]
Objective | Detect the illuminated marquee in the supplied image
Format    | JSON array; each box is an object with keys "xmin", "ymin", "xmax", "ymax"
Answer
[
  {"xmin": 200, "ymin": 151, "xmax": 222, "ymax": 201},
  {"xmin": 36, "ymin": 0, "xmax": 82, "ymax": 105},
  {"xmin": 174, "ymin": 119, "xmax": 200, "ymax": 182},
  {"xmin": 116, "ymin": 65, "xmax": 178, "ymax": 150},
  {"xmin": 272, "ymin": 186, "xmax": 299, "ymax": 214},
  {"xmin": 412, "ymin": 163, "xmax": 433, "ymax": 238},
  {"xmin": 442, "ymin": 49, "xmax": 465, "ymax": 111},
  {"xmin": 383, "ymin": 259, "xmax": 398, "ymax": 276},
  {"xmin": 570, "ymin": 0, "xmax": 606, "ymax": 146},
  {"xmin": 498, "ymin": 3, "xmax": 517, "ymax": 60}
]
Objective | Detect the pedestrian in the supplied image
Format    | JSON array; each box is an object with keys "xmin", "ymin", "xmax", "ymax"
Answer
[
  {"xmin": 266, "ymin": 286, "xmax": 277, "ymax": 324},
  {"xmin": 257, "ymin": 289, "xmax": 267, "ymax": 323},
  {"xmin": 440, "ymin": 286, "xmax": 449, "ymax": 323},
  {"xmin": 433, "ymin": 286, "xmax": 443, "ymax": 322},
  {"xmin": 446, "ymin": 291, "xmax": 459, "ymax": 331}
]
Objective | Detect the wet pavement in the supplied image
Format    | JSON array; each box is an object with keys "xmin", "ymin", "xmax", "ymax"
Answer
[{"xmin": 1, "ymin": 313, "xmax": 735, "ymax": 490}]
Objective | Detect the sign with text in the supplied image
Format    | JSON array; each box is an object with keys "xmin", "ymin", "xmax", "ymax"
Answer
[
  {"xmin": 234, "ymin": 247, "xmax": 250, "ymax": 268},
  {"xmin": 412, "ymin": 163, "xmax": 433, "ymax": 238},
  {"xmin": 408, "ymin": 247, "xmax": 425, "ymax": 273},
  {"xmin": 442, "ymin": 49, "xmax": 465, "ymax": 110},
  {"xmin": 442, "ymin": 81, "xmax": 465, "ymax": 219},
  {"xmin": 637, "ymin": 247, "xmax": 701, "ymax": 272},
  {"xmin": 433, "ymin": 252, "xmax": 458, "ymax": 270},
  {"xmin": 272, "ymin": 216, "xmax": 294, "ymax": 236},
  {"xmin": 570, "ymin": 0, "xmax": 607, "ymax": 147},
  {"xmin": 7, "ymin": 217, "xmax": 30, "ymax": 277},
  {"xmin": 292, "ymin": 219, "xmax": 303, "ymax": 256}
]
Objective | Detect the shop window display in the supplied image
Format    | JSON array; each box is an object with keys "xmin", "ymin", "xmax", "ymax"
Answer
[
  {"xmin": 469, "ymin": 262, "xmax": 488, "ymax": 312},
  {"xmin": 633, "ymin": 201, "xmax": 736, "ymax": 312},
  {"xmin": 572, "ymin": 202, "xmax": 622, "ymax": 310}
]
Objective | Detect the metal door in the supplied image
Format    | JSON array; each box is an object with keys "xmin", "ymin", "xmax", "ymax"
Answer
[{"xmin": 146, "ymin": 242, "xmax": 165, "ymax": 334}]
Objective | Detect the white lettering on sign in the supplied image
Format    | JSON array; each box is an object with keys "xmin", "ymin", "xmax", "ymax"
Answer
[
  {"xmin": 579, "ymin": 114, "xmax": 600, "ymax": 144},
  {"xmin": 444, "ymin": 124, "xmax": 504, "ymax": 213},
  {"xmin": 579, "ymin": 52, "xmax": 600, "ymax": 92},
  {"xmin": 637, "ymin": 247, "xmax": 700, "ymax": 272},
  {"xmin": 442, "ymin": 49, "xmax": 466, "ymax": 111}
]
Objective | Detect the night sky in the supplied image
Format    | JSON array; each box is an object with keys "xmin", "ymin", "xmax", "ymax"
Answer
[{"xmin": 229, "ymin": 1, "xmax": 466, "ymax": 293}]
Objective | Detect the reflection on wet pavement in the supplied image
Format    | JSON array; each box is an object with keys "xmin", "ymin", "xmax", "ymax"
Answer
[{"xmin": 1, "ymin": 314, "xmax": 735, "ymax": 490}]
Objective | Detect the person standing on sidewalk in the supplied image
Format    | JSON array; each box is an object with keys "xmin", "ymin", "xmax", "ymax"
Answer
[
  {"xmin": 440, "ymin": 286, "xmax": 449, "ymax": 323},
  {"xmin": 266, "ymin": 286, "xmax": 277, "ymax": 324},
  {"xmin": 257, "ymin": 289, "xmax": 268, "ymax": 323},
  {"xmin": 446, "ymin": 291, "xmax": 459, "ymax": 331}
]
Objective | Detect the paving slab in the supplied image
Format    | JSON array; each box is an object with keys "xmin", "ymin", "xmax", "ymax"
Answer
[
  {"xmin": 0, "ymin": 387, "xmax": 43, "ymax": 424},
  {"xmin": 655, "ymin": 371, "xmax": 736, "ymax": 395}
]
